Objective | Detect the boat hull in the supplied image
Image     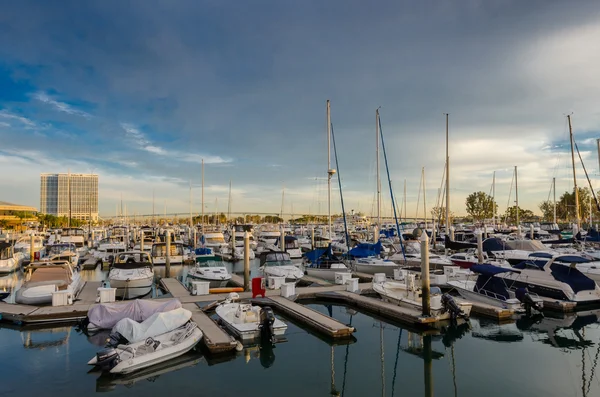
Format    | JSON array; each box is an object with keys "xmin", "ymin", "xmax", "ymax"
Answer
[
  {"xmin": 354, "ymin": 263, "xmax": 397, "ymax": 276},
  {"xmin": 305, "ymin": 267, "xmax": 351, "ymax": 282},
  {"xmin": 110, "ymin": 277, "xmax": 154, "ymax": 299}
]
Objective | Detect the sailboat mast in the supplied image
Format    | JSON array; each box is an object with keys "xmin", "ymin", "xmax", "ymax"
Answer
[
  {"xmin": 280, "ymin": 184, "xmax": 285, "ymax": 221},
  {"xmin": 515, "ymin": 166, "xmax": 519, "ymax": 228},
  {"xmin": 422, "ymin": 167, "xmax": 427, "ymax": 230},
  {"xmin": 327, "ymin": 100, "xmax": 332, "ymax": 238},
  {"xmin": 568, "ymin": 115, "xmax": 581, "ymax": 230},
  {"xmin": 403, "ymin": 179, "xmax": 407, "ymax": 220},
  {"xmin": 444, "ymin": 113, "xmax": 450, "ymax": 235},
  {"xmin": 376, "ymin": 109, "xmax": 381, "ymax": 228},
  {"xmin": 492, "ymin": 171, "xmax": 496, "ymax": 226},
  {"xmin": 201, "ymin": 159, "xmax": 204, "ymax": 232},
  {"xmin": 152, "ymin": 189, "xmax": 155, "ymax": 226},
  {"xmin": 189, "ymin": 179, "xmax": 192, "ymax": 229},
  {"xmin": 553, "ymin": 177, "xmax": 557, "ymax": 224},
  {"xmin": 227, "ymin": 180, "xmax": 232, "ymax": 223}
]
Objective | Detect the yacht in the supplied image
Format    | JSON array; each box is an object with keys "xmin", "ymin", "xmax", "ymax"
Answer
[
  {"xmin": 448, "ymin": 264, "xmax": 543, "ymax": 312},
  {"xmin": 188, "ymin": 259, "xmax": 232, "ymax": 288},
  {"xmin": 13, "ymin": 235, "xmax": 46, "ymax": 261},
  {"xmin": 94, "ymin": 237, "xmax": 127, "ymax": 263},
  {"xmin": 496, "ymin": 256, "xmax": 600, "ymax": 304},
  {"xmin": 45, "ymin": 243, "xmax": 80, "ymax": 267},
  {"xmin": 259, "ymin": 251, "xmax": 304, "ymax": 283},
  {"xmin": 108, "ymin": 251, "xmax": 154, "ymax": 299},
  {"xmin": 0, "ymin": 242, "xmax": 25, "ymax": 274},
  {"xmin": 15, "ymin": 260, "xmax": 84, "ymax": 305},
  {"xmin": 200, "ymin": 232, "xmax": 228, "ymax": 255}
]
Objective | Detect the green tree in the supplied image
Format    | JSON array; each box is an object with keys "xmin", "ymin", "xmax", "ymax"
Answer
[
  {"xmin": 557, "ymin": 187, "xmax": 592, "ymax": 222},
  {"xmin": 430, "ymin": 206, "xmax": 454, "ymax": 225},
  {"xmin": 538, "ymin": 201, "xmax": 555, "ymax": 222},
  {"xmin": 504, "ymin": 206, "xmax": 535, "ymax": 223},
  {"xmin": 465, "ymin": 191, "xmax": 496, "ymax": 221},
  {"xmin": 0, "ymin": 219, "xmax": 9, "ymax": 229}
]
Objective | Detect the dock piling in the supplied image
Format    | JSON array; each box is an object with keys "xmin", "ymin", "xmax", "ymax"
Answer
[
  {"xmin": 29, "ymin": 234, "xmax": 34, "ymax": 262},
  {"xmin": 420, "ymin": 232, "xmax": 430, "ymax": 316},
  {"xmin": 244, "ymin": 231, "xmax": 250, "ymax": 291},
  {"xmin": 477, "ymin": 231, "xmax": 483, "ymax": 264},
  {"xmin": 165, "ymin": 230, "xmax": 171, "ymax": 278}
]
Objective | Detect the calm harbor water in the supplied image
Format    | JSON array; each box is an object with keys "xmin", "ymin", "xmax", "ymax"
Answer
[{"xmin": 1, "ymin": 261, "xmax": 599, "ymax": 396}]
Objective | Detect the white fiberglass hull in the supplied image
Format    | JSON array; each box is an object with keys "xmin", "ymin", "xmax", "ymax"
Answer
[
  {"xmin": 0, "ymin": 255, "xmax": 24, "ymax": 274},
  {"xmin": 215, "ymin": 303, "xmax": 287, "ymax": 342},
  {"xmin": 305, "ymin": 266, "xmax": 351, "ymax": 282},
  {"xmin": 261, "ymin": 265, "xmax": 304, "ymax": 283},
  {"xmin": 89, "ymin": 327, "xmax": 202, "ymax": 374},
  {"xmin": 109, "ymin": 273, "xmax": 154, "ymax": 300},
  {"xmin": 153, "ymin": 256, "xmax": 184, "ymax": 265},
  {"xmin": 447, "ymin": 280, "xmax": 525, "ymax": 312},
  {"xmin": 354, "ymin": 262, "xmax": 397, "ymax": 276}
]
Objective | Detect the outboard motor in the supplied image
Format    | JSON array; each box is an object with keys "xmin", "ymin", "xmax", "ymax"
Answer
[
  {"xmin": 441, "ymin": 293, "xmax": 469, "ymax": 322},
  {"xmin": 95, "ymin": 348, "xmax": 121, "ymax": 371},
  {"xmin": 259, "ymin": 306, "xmax": 276, "ymax": 344},
  {"xmin": 515, "ymin": 288, "xmax": 543, "ymax": 316}
]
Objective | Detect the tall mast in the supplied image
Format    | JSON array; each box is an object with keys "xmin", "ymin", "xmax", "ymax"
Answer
[
  {"xmin": 553, "ymin": 177, "xmax": 557, "ymax": 224},
  {"xmin": 280, "ymin": 184, "xmax": 285, "ymax": 221},
  {"xmin": 376, "ymin": 109, "xmax": 381, "ymax": 228},
  {"xmin": 515, "ymin": 166, "xmax": 519, "ymax": 228},
  {"xmin": 201, "ymin": 159, "xmax": 204, "ymax": 232},
  {"xmin": 327, "ymin": 100, "xmax": 332, "ymax": 238},
  {"xmin": 422, "ymin": 167, "xmax": 427, "ymax": 230},
  {"xmin": 403, "ymin": 179, "xmax": 407, "ymax": 220},
  {"xmin": 189, "ymin": 179, "xmax": 193, "ymax": 229},
  {"xmin": 568, "ymin": 115, "xmax": 581, "ymax": 230},
  {"xmin": 227, "ymin": 180, "xmax": 232, "ymax": 223},
  {"xmin": 597, "ymin": 138, "xmax": 600, "ymax": 175},
  {"xmin": 152, "ymin": 189, "xmax": 155, "ymax": 226},
  {"xmin": 444, "ymin": 113, "xmax": 450, "ymax": 234},
  {"xmin": 492, "ymin": 171, "xmax": 496, "ymax": 226}
]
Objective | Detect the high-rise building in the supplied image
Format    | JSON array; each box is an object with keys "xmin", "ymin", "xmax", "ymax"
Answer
[{"xmin": 40, "ymin": 173, "xmax": 99, "ymax": 221}]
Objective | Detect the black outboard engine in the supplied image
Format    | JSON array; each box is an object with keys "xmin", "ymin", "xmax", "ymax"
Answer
[
  {"xmin": 515, "ymin": 288, "xmax": 543, "ymax": 315},
  {"xmin": 95, "ymin": 348, "xmax": 121, "ymax": 371},
  {"xmin": 441, "ymin": 294, "xmax": 469, "ymax": 322},
  {"xmin": 259, "ymin": 306, "xmax": 276, "ymax": 344}
]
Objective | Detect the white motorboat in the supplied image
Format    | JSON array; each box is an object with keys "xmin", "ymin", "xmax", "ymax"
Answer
[
  {"xmin": 215, "ymin": 293, "xmax": 287, "ymax": 342},
  {"xmin": 88, "ymin": 308, "xmax": 202, "ymax": 374},
  {"xmin": 534, "ymin": 253, "xmax": 600, "ymax": 284},
  {"xmin": 279, "ymin": 236, "xmax": 303, "ymax": 259},
  {"xmin": 0, "ymin": 242, "xmax": 25, "ymax": 274},
  {"xmin": 13, "ymin": 235, "xmax": 46, "ymax": 261},
  {"xmin": 151, "ymin": 242, "xmax": 185, "ymax": 265},
  {"xmin": 15, "ymin": 260, "xmax": 84, "ymax": 305},
  {"xmin": 259, "ymin": 251, "xmax": 304, "ymax": 283},
  {"xmin": 373, "ymin": 274, "xmax": 472, "ymax": 320},
  {"xmin": 45, "ymin": 243, "xmax": 80, "ymax": 267},
  {"xmin": 60, "ymin": 227, "xmax": 87, "ymax": 254},
  {"xmin": 94, "ymin": 237, "xmax": 127, "ymax": 263},
  {"xmin": 108, "ymin": 251, "xmax": 154, "ymax": 299},
  {"xmin": 497, "ymin": 255, "xmax": 600, "ymax": 304},
  {"xmin": 200, "ymin": 232, "xmax": 229, "ymax": 255},
  {"xmin": 188, "ymin": 260, "xmax": 231, "ymax": 287},
  {"xmin": 218, "ymin": 245, "xmax": 255, "ymax": 261},
  {"xmin": 448, "ymin": 264, "xmax": 543, "ymax": 313}
]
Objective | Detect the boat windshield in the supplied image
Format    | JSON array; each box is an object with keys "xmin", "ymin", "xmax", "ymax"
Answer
[
  {"xmin": 264, "ymin": 252, "xmax": 293, "ymax": 266},
  {"xmin": 48, "ymin": 244, "xmax": 76, "ymax": 255},
  {"xmin": 0, "ymin": 245, "xmax": 12, "ymax": 260},
  {"xmin": 196, "ymin": 260, "xmax": 224, "ymax": 268},
  {"xmin": 115, "ymin": 252, "xmax": 151, "ymax": 263}
]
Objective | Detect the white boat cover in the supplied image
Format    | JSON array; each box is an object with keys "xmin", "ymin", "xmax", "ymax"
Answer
[
  {"xmin": 112, "ymin": 308, "xmax": 192, "ymax": 343},
  {"xmin": 87, "ymin": 299, "xmax": 182, "ymax": 329}
]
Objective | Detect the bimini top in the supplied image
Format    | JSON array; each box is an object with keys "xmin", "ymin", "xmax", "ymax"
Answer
[
  {"xmin": 554, "ymin": 255, "xmax": 591, "ymax": 264},
  {"xmin": 470, "ymin": 264, "xmax": 517, "ymax": 276},
  {"xmin": 348, "ymin": 241, "xmax": 382, "ymax": 258}
]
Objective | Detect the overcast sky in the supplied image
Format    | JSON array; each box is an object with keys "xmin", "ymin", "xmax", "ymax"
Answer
[{"xmin": 1, "ymin": 1, "xmax": 599, "ymax": 219}]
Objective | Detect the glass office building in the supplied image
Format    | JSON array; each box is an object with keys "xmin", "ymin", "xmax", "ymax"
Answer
[{"xmin": 40, "ymin": 173, "xmax": 99, "ymax": 221}]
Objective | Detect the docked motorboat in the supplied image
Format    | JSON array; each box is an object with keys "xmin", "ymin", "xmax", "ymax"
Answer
[
  {"xmin": 15, "ymin": 260, "xmax": 84, "ymax": 305},
  {"xmin": 448, "ymin": 264, "xmax": 544, "ymax": 313},
  {"xmin": 200, "ymin": 232, "xmax": 229, "ymax": 255},
  {"xmin": 13, "ymin": 235, "xmax": 46, "ymax": 261},
  {"xmin": 45, "ymin": 243, "xmax": 80, "ymax": 267},
  {"xmin": 93, "ymin": 237, "xmax": 127, "ymax": 263},
  {"xmin": 348, "ymin": 241, "xmax": 398, "ymax": 276},
  {"xmin": 303, "ymin": 245, "xmax": 350, "ymax": 281},
  {"xmin": 215, "ymin": 293, "xmax": 287, "ymax": 342},
  {"xmin": 373, "ymin": 274, "xmax": 472, "ymax": 320},
  {"xmin": 496, "ymin": 256, "xmax": 600, "ymax": 304},
  {"xmin": 537, "ymin": 254, "xmax": 600, "ymax": 284},
  {"xmin": 151, "ymin": 242, "xmax": 185, "ymax": 265},
  {"xmin": 279, "ymin": 236, "xmax": 303, "ymax": 259},
  {"xmin": 108, "ymin": 252, "xmax": 154, "ymax": 299},
  {"xmin": 188, "ymin": 260, "xmax": 231, "ymax": 287},
  {"xmin": 0, "ymin": 242, "xmax": 25, "ymax": 274},
  {"xmin": 86, "ymin": 298, "xmax": 183, "ymax": 332},
  {"xmin": 218, "ymin": 244, "xmax": 255, "ymax": 261},
  {"xmin": 259, "ymin": 251, "xmax": 304, "ymax": 283},
  {"xmin": 88, "ymin": 308, "xmax": 202, "ymax": 374}
]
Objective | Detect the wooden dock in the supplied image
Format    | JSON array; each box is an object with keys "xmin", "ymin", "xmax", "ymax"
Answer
[
  {"xmin": 251, "ymin": 296, "xmax": 355, "ymax": 339},
  {"xmin": 159, "ymin": 278, "xmax": 190, "ymax": 298},
  {"xmin": 183, "ymin": 303, "xmax": 237, "ymax": 354}
]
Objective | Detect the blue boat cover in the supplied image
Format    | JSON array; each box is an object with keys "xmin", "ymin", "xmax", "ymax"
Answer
[
  {"xmin": 347, "ymin": 241, "xmax": 382, "ymax": 258},
  {"xmin": 474, "ymin": 275, "xmax": 510, "ymax": 300},
  {"xmin": 529, "ymin": 252, "xmax": 552, "ymax": 259},
  {"xmin": 303, "ymin": 244, "xmax": 338, "ymax": 267},
  {"xmin": 195, "ymin": 247, "xmax": 213, "ymax": 255},
  {"xmin": 555, "ymin": 255, "xmax": 591, "ymax": 264},
  {"xmin": 482, "ymin": 238, "xmax": 510, "ymax": 252},
  {"xmin": 513, "ymin": 260, "xmax": 547, "ymax": 270},
  {"xmin": 380, "ymin": 228, "xmax": 397, "ymax": 238},
  {"xmin": 549, "ymin": 263, "xmax": 596, "ymax": 293},
  {"xmin": 470, "ymin": 264, "xmax": 516, "ymax": 276}
]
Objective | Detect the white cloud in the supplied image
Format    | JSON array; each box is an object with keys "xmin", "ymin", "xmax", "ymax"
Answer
[
  {"xmin": 0, "ymin": 110, "xmax": 36, "ymax": 128},
  {"xmin": 33, "ymin": 92, "xmax": 93, "ymax": 118}
]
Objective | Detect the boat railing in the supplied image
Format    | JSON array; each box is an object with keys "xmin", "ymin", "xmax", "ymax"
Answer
[{"xmin": 473, "ymin": 286, "xmax": 508, "ymax": 302}]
